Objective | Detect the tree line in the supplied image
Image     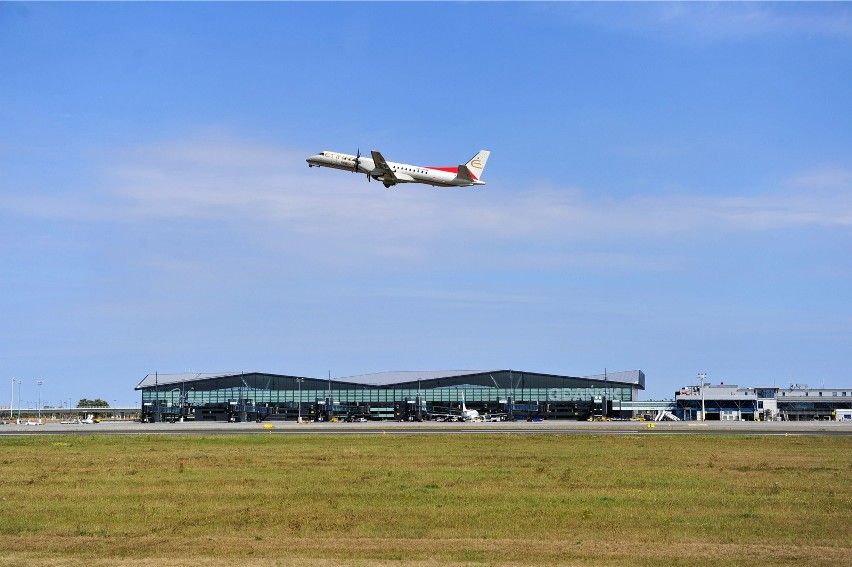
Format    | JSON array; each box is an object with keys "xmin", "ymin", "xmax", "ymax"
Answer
[{"xmin": 76, "ymin": 399, "xmax": 110, "ymax": 408}]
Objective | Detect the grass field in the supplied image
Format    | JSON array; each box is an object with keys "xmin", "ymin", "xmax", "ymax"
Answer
[{"xmin": 1, "ymin": 433, "xmax": 850, "ymax": 566}]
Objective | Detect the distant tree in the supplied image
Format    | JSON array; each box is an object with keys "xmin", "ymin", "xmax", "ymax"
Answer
[
  {"xmin": 77, "ymin": 399, "xmax": 110, "ymax": 408},
  {"xmin": 76, "ymin": 398, "xmax": 111, "ymax": 420}
]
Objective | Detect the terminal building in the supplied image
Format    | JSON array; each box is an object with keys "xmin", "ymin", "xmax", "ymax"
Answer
[
  {"xmin": 675, "ymin": 383, "xmax": 852, "ymax": 421},
  {"xmin": 135, "ymin": 369, "xmax": 645, "ymax": 422}
]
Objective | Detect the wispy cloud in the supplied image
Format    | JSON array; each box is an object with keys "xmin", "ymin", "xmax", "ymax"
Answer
[
  {"xmin": 3, "ymin": 135, "xmax": 850, "ymax": 267},
  {"xmin": 113, "ymin": 136, "xmax": 852, "ymax": 230},
  {"xmin": 542, "ymin": 3, "xmax": 852, "ymax": 43}
]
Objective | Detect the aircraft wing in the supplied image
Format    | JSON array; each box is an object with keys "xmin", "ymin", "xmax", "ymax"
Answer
[{"xmin": 370, "ymin": 150, "xmax": 397, "ymax": 181}]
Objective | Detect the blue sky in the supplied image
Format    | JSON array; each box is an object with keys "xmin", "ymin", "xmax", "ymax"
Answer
[{"xmin": 2, "ymin": 2, "xmax": 851, "ymax": 408}]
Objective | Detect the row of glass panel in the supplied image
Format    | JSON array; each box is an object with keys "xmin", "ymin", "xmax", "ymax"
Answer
[{"xmin": 142, "ymin": 386, "xmax": 632, "ymax": 405}]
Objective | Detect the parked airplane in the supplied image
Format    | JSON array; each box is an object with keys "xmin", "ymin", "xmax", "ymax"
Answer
[
  {"xmin": 430, "ymin": 395, "xmax": 483, "ymax": 422},
  {"xmin": 61, "ymin": 414, "xmax": 98, "ymax": 424},
  {"xmin": 306, "ymin": 149, "xmax": 490, "ymax": 188},
  {"xmin": 460, "ymin": 397, "xmax": 481, "ymax": 422}
]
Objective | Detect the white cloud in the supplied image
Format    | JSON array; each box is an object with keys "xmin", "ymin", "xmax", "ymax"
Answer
[
  {"xmin": 787, "ymin": 168, "xmax": 852, "ymax": 192},
  {"xmin": 3, "ymin": 135, "xmax": 851, "ymax": 269},
  {"xmin": 541, "ymin": 3, "xmax": 852, "ymax": 43},
  {"xmin": 108, "ymin": 136, "xmax": 852, "ymax": 227}
]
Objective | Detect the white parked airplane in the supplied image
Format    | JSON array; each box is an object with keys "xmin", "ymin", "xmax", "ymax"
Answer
[
  {"xmin": 460, "ymin": 397, "xmax": 481, "ymax": 422},
  {"xmin": 306, "ymin": 149, "xmax": 490, "ymax": 188},
  {"xmin": 431, "ymin": 395, "xmax": 483, "ymax": 422}
]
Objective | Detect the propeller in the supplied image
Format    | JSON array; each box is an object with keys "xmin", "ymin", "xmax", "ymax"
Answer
[{"xmin": 353, "ymin": 148, "xmax": 361, "ymax": 173}]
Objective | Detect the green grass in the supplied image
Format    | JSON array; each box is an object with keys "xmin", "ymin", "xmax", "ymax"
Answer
[{"xmin": 1, "ymin": 433, "xmax": 850, "ymax": 566}]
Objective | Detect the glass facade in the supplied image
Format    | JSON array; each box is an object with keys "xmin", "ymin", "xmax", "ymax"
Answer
[
  {"xmin": 139, "ymin": 371, "xmax": 637, "ymax": 406},
  {"xmin": 142, "ymin": 385, "xmax": 635, "ymax": 406},
  {"xmin": 137, "ymin": 370, "xmax": 643, "ymax": 422}
]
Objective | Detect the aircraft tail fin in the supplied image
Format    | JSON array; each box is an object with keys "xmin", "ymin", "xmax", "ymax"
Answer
[{"xmin": 463, "ymin": 150, "xmax": 490, "ymax": 180}]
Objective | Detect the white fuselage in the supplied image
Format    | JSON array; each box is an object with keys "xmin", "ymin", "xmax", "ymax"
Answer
[
  {"xmin": 306, "ymin": 151, "xmax": 484, "ymax": 188},
  {"xmin": 462, "ymin": 408, "xmax": 481, "ymax": 421},
  {"xmin": 460, "ymin": 399, "xmax": 481, "ymax": 421}
]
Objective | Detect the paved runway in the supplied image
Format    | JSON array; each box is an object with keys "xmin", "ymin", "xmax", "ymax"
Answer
[{"xmin": 2, "ymin": 419, "xmax": 852, "ymax": 436}]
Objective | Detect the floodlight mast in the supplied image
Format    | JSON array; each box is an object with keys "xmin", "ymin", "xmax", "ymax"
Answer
[
  {"xmin": 698, "ymin": 372, "xmax": 707, "ymax": 421},
  {"xmin": 296, "ymin": 378, "xmax": 304, "ymax": 423}
]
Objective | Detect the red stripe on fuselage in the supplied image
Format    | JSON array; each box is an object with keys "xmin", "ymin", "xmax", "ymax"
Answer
[{"xmin": 426, "ymin": 166, "xmax": 478, "ymax": 180}]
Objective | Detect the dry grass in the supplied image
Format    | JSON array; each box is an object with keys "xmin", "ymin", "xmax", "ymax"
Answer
[{"xmin": 1, "ymin": 433, "xmax": 850, "ymax": 565}]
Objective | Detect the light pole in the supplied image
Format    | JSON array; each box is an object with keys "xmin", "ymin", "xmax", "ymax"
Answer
[
  {"xmin": 10, "ymin": 378, "xmax": 14, "ymax": 420},
  {"xmin": 698, "ymin": 372, "xmax": 707, "ymax": 421},
  {"xmin": 37, "ymin": 380, "xmax": 43, "ymax": 423},
  {"xmin": 17, "ymin": 379, "xmax": 22, "ymax": 421},
  {"xmin": 296, "ymin": 378, "xmax": 304, "ymax": 422}
]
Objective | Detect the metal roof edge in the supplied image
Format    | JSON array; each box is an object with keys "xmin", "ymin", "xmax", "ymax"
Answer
[{"xmin": 134, "ymin": 369, "xmax": 647, "ymax": 390}]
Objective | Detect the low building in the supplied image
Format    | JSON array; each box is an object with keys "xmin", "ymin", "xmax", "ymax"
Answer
[
  {"xmin": 676, "ymin": 384, "xmax": 758, "ymax": 421},
  {"xmin": 776, "ymin": 385, "xmax": 852, "ymax": 421},
  {"xmin": 675, "ymin": 382, "xmax": 852, "ymax": 421}
]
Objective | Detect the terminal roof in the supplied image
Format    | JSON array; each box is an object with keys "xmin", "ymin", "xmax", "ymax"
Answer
[
  {"xmin": 136, "ymin": 369, "xmax": 646, "ymax": 390},
  {"xmin": 135, "ymin": 372, "xmax": 251, "ymax": 390},
  {"xmin": 335, "ymin": 370, "xmax": 493, "ymax": 387}
]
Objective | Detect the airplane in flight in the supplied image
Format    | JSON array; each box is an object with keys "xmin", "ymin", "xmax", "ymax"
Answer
[{"xmin": 306, "ymin": 149, "xmax": 490, "ymax": 188}]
